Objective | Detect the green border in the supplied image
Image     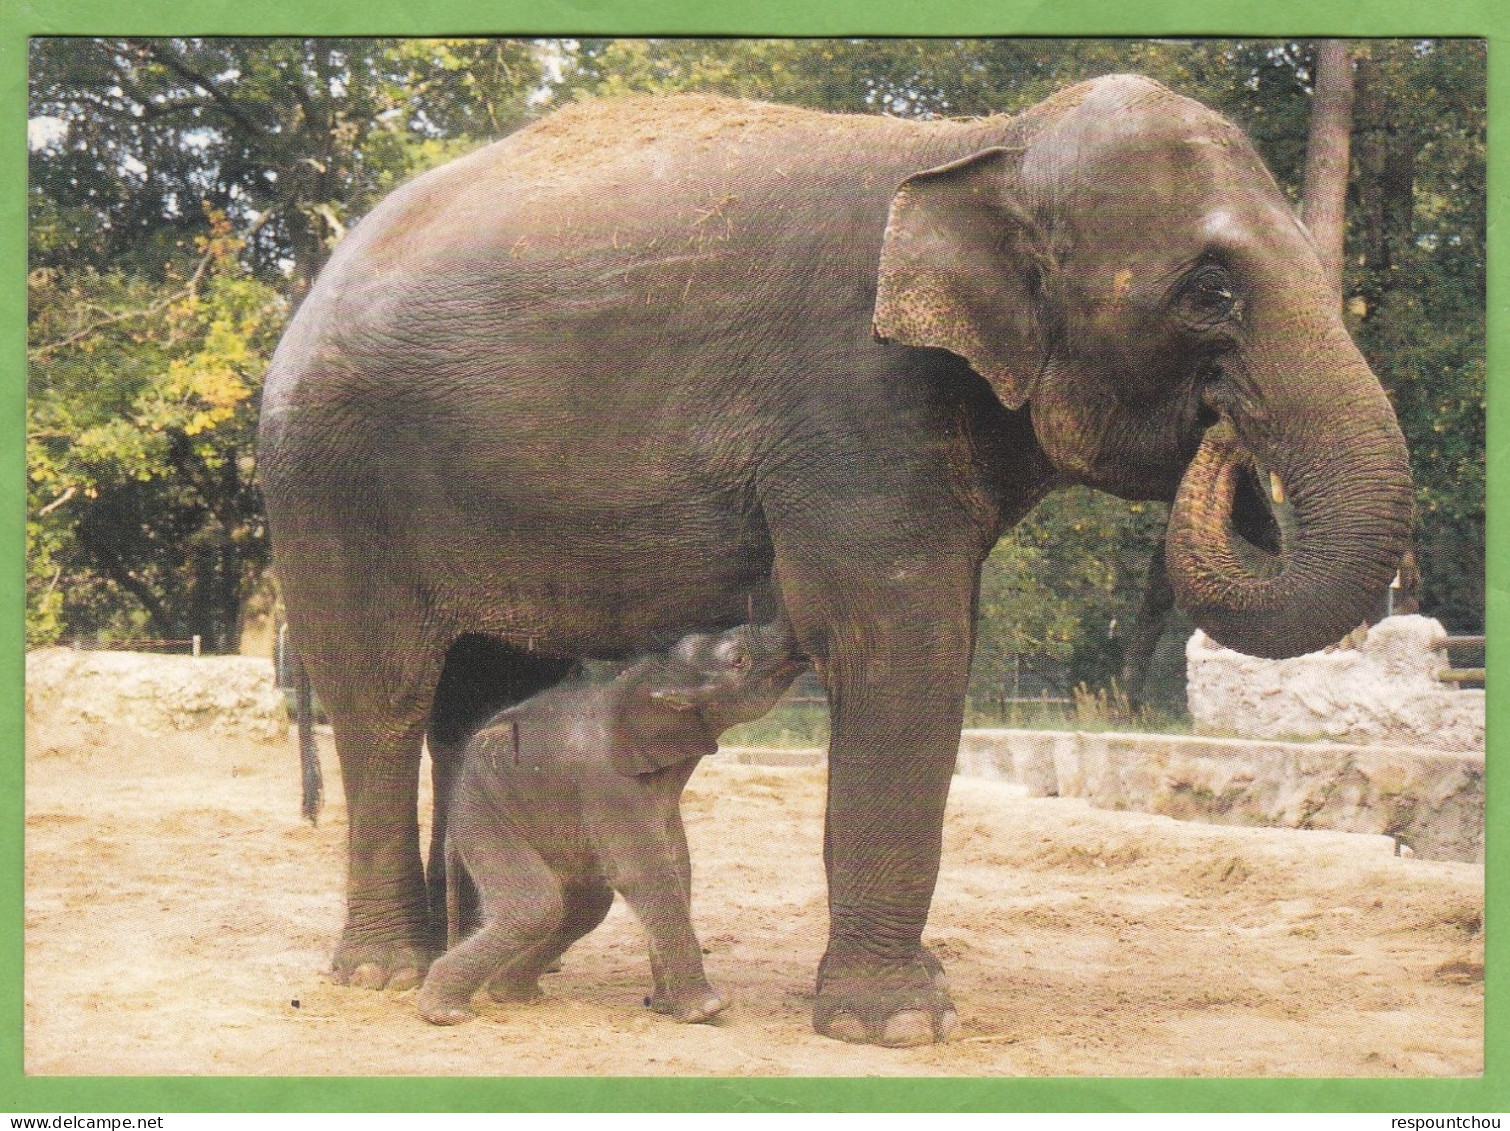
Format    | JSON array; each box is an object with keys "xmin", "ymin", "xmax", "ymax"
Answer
[{"xmin": 5, "ymin": 0, "xmax": 1503, "ymax": 1114}]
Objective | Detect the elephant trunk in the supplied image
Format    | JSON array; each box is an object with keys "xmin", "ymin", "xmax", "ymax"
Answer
[{"xmin": 1165, "ymin": 325, "xmax": 1413, "ymax": 659}]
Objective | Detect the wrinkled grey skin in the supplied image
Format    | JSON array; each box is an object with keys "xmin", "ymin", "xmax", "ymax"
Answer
[
  {"xmin": 258, "ymin": 75, "xmax": 1412, "ymax": 1047},
  {"xmin": 416, "ymin": 620, "xmax": 803, "ymax": 1026}
]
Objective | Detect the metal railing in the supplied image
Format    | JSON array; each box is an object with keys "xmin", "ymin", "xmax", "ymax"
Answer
[{"xmin": 1436, "ymin": 635, "xmax": 1485, "ymax": 687}]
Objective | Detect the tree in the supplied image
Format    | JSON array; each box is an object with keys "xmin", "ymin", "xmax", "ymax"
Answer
[
  {"xmin": 28, "ymin": 211, "xmax": 284, "ymax": 648},
  {"xmin": 1301, "ymin": 40, "xmax": 1355, "ymax": 306},
  {"xmin": 1347, "ymin": 40, "xmax": 1485, "ymax": 630},
  {"xmin": 29, "ymin": 38, "xmax": 550, "ymax": 297},
  {"xmin": 27, "ymin": 38, "xmax": 553, "ymax": 649}
]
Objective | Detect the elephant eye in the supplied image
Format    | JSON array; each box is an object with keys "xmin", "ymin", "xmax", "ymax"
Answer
[{"xmin": 1175, "ymin": 265, "xmax": 1239, "ymax": 331}]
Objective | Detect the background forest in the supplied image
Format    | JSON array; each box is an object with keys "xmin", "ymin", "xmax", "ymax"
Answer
[{"xmin": 26, "ymin": 38, "xmax": 1486, "ymax": 722}]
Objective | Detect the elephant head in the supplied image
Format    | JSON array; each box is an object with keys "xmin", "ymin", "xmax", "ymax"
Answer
[
  {"xmin": 647, "ymin": 617, "xmax": 805, "ymax": 733},
  {"xmin": 874, "ymin": 74, "xmax": 1412, "ymax": 658},
  {"xmin": 609, "ymin": 618, "xmax": 805, "ymax": 774}
]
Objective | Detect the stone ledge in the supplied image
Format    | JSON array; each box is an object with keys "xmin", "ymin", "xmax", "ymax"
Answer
[
  {"xmin": 955, "ymin": 727, "xmax": 1483, "ymax": 863},
  {"xmin": 712, "ymin": 745, "xmax": 826, "ymax": 768}
]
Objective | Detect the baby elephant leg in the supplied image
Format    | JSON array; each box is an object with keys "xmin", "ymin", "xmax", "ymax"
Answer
[
  {"xmin": 649, "ymin": 806, "xmax": 694, "ymax": 1011},
  {"xmin": 487, "ymin": 880, "xmax": 614, "ymax": 1003},
  {"xmin": 597, "ymin": 798, "xmax": 725, "ymax": 1023},
  {"xmin": 417, "ymin": 836, "xmax": 564, "ymax": 1025},
  {"xmin": 621, "ymin": 872, "xmax": 725, "ymax": 1022}
]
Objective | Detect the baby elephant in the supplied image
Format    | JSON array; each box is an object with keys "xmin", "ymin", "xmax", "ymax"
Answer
[{"xmin": 417, "ymin": 618, "xmax": 804, "ymax": 1026}]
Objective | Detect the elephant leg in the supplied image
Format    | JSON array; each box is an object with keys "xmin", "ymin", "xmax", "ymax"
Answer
[
  {"xmin": 487, "ymin": 880, "xmax": 615, "ymax": 1002},
  {"xmin": 282, "ymin": 590, "xmax": 442, "ymax": 991},
  {"xmin": 776, "ymin": 536, "xmax": 979, "ymax": 1047},
  {"xmin": 590, "ymin": 779, "xmax": 725, "ymax": 1023},
  {"xmin": 426, "ymin": 636, "xmax": 578, "ymax": 946},
  {"xmin": 667, "ymin": 807, "xmax": 692, "ymax": 911},
  {"xmin": 326, "ymin": 714, "xmax": 433, "ymax": 991},
  {"xmin": 623, "ymin": 763, "xmax": 699, "ymax": 1007},
  {"xmin": 645, "ymin": 809, "xmax": 699, "ymax": 1013},
  {"xmin": 614, "ymin": 862, "xmax": 725, "ymax": 1023},
  {"xmin": 428, "ymin": 740, "xmax": 477, "ymax": 946},
  {"xmin": 417, "ymin": 836, "xmax": 564, "ymax": 1025},
  {"xmin": 658, "ymin": 765, "xmax": 701, "ymax": 1003},
  {"xmin": 654, "ymin": 760, "xmax": 698, "ymax": 906}
]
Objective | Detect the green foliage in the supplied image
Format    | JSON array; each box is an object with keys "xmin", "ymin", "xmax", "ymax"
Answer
[
  {"xmin": 28, "ymin": 38, "xmax": 553, "ymax": 290},
  {"xmin": 27, "ymin": 213, "xmax": 285, "ymax": 647},
  {"xmin": 27, "ymin": 38, "xmax": 553, "ymax": 650},
  {"xmin": 972, "ymin": 491, "xmax": 1168, "ymax": 704},
  {"xmin": 1345, "ymin": 40, "xmax": 1486, "ymax": 631}
]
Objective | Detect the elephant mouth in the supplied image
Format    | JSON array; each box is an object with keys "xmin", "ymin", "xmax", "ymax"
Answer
[
  {"xmin": 1164, "ymin": 419, "xmax": 1408, "ymax": 659},
  {"xmin": 1212, "ymin": 440, "xmax": 1286, "ymax": 570}
]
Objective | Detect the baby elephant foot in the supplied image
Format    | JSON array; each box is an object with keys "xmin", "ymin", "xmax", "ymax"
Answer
[
  {"xmin": 647, "ymin": 986, "xmax": 729, "ymax": 1024},
  {"xmin": 416, "ymin": 991, "xmax": 476, "ymax": 1026},
  {"xmin": 486, "ymin": 973, "xmax": 545, "ymax": 1004}
]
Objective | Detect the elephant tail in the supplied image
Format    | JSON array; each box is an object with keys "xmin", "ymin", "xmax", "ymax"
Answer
[
  {"xmin": 445, "ymin": 838, "xmax": 461, "ymax": 948},
  {"xmin": 292, "ymin": 649, "xmax": 323, "ymax": 824}
]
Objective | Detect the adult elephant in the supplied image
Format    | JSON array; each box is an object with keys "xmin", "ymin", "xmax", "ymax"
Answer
[{"xmin": 258, "ymin": 74, "xmax": 1412, "ymax": 1046}]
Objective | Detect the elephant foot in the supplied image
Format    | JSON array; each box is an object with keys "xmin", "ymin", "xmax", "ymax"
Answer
[
  {"xmin": 331, "ymin": 935, "xmax": 432, "ymax": 992},
  {"xmin": 646, "ymin": 987, "xmax": 729, "ymax": 1024},
  {"xmin": 416, "ymin": 987, "xmax": 476, "ymax": 1026},
  {"xmin": 814, "ymin": 946, "xmax": 957, "ymax": 1047},
  {"xmin": 487, "ymin": 974, "xmax": 545, "ymax": 1004}
]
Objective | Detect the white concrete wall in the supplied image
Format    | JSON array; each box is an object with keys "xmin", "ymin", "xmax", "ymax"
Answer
[
  {"xmin": 25, "ymin": 648, "xmax": 289, "ymax": 742},
  {"xmin": 1185, "ymin": 615, "xmax": 1483, "ymax": 751},
  {"xmin": 955, "ymin": 727, "xmax": 1483, "ymax": 862}
]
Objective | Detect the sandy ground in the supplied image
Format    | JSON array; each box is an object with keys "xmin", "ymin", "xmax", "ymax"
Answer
[{"xmin": 25, "ymin": 702, "xmax": 1483, "ymax": 1077}]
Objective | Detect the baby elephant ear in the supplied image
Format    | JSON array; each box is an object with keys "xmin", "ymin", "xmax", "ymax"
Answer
[
  {"xmin": 873, "ymin": 146, "xmax": 1048, "ymax": 410},
  {"xmin": 608, "ymin": 688, "xmax": 718, "ymax": 776},
  {"xmin": 649, "ymin": 687, "xmax": 701, "ymax": 711}
]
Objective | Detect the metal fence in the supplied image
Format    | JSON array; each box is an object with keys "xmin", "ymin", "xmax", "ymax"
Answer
[{"xmin": 59, "ymin": 635, "xmax": 203, "ymax": 655}]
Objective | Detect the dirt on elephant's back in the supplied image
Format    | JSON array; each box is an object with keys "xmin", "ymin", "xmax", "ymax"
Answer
[{"xmin": 24, "ymin": 663, "xmax": 1482, "ymax": 1077}]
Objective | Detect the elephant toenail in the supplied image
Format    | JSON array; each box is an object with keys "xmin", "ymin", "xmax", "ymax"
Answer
[
  {"xmin": 880, "ymin": 1010, "xmax": 935, "ymax": 1047},
  {"xmin": 826, "ymin": 1013, "xmax": 869, "ymax": 1043},
  {"xmin": 388, "ymin": 966, "xmax": 424, "ymax": 992},
  {"xmin": 422, "ymin": 1006, "xmax": 475, "ymax": 1026},
  {"xmin": 349, "ymin": 962, "xmax": 387, "ymax": 989}
]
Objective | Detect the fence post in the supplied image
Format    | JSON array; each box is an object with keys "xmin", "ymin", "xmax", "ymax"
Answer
[{"xmin": 192, "ymin": 635, "xmax": 201, "ymax": 657}]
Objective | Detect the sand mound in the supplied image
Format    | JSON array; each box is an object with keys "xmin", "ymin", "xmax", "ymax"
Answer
[{"xmin": 26, "ymin": 647, "xmax": 288, "ymax": 743}]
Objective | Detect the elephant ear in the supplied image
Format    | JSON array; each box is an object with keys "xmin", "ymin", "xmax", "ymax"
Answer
[
  {"xmin": 606, "ymin": 693, "xmax": 717, "ymax": 776},
  {"xmin": 873, "ymin": 146, "xmax": 1049, "ymax": 410}
]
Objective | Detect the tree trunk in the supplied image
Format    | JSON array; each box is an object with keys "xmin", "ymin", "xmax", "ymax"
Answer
[
  {"xmin": 1352, "ymin": 42, "xmax": 1422, "ymax": 617},
  {"xmin": 1354, "ymin": 45, "xmax": 1417, "ymax": 312},
  {"xmin": 1119, "ymin": 536, "xmax": 1175, "ymax": 711},
  {"xmin": 1301, "ymin": 40, "xmax": 1355, "ymax": 309}
]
